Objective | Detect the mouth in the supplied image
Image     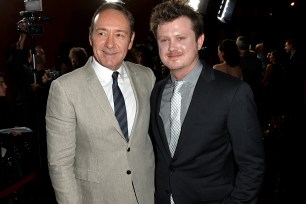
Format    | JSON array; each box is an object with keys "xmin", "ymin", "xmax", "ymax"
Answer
[
  {"xmin": 103, "ymin": 49, "xmax": 117, "ymax": 56},
  {"xmin": 167, "ymin": 53, "xmax": 182, "ymax": 61}
]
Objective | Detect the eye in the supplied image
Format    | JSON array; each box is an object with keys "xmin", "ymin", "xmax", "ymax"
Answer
[
  {"xmin": 98, "ymin": 31, "xmax": 107, "ymax": 37},
  {"xmin": 116, "ymin": 32, "xmax": 127, "ymax": 39},
  {"xmin": 159, "ymin": 38, "xmax": 168, "ymax": 43}
]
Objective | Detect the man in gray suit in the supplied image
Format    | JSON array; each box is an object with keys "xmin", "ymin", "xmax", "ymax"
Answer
[{"xmin": 46, "ymin": 2, "xmax": 155, "ymax": 204}]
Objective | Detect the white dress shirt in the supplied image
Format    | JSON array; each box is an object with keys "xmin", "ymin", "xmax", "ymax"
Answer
[{"xmin": 91, "ymin": 57, "xmax": 136, "ymax": 138}]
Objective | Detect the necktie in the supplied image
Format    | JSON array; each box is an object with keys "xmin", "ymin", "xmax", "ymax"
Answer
[
  {"xmin": 169, "ymin": 80, "xmax": 184, "ymax": 204},
  {"xmin": 112, "ymin": 71, "xmax": 129, "ymax": 142},
  {"xmin": 169, "ymin": 80, "xmax": 184, "ymax": 157}
]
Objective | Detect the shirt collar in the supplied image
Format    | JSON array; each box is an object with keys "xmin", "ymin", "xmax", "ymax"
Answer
[
  {"xmin": 91, "ymin": 56, "xmax": 126, "ymax": 84},
  {"xmin": 170, "ymin": 61, "xmax": 202, "ymax": 85}
]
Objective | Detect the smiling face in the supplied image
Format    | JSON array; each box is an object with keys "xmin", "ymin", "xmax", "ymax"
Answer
[
  {"xmin": 89, "ymin": 9, "xmax": 135, "ymax": 71},
  {"xmin": 156, "ymin": 16, "xmax": 204, "ymax": 80}
]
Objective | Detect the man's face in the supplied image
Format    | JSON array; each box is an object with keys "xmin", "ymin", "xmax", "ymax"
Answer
[
  {"xmin": 156, "ymin": 16, "xmax": 204, "ymax": 77},
  {"xmin": 34, "ymin": 47, "xmax": 46, "ymax": 65},
  {"xmin": 0, "ymin": 76, "xmax": 7, "ymax": 97},
  {"xmin": 69, "ymin": 53, "xmax": 78, "ymax": 68},
  {"xmin": 89, "ymin": 9, "xmax": 134, "ymax": 71},
  {"xmin": 284, "ymin": 42, "xmax": 292, "ymax": 53}
]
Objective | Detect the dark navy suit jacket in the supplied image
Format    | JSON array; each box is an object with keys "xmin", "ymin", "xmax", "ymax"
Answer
[{"xmin": 150, "ymin": 63, "xmax": 265, "ymax": 204}]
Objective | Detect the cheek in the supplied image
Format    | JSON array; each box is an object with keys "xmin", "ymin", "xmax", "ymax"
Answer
[{"xmin": 158, "ymin": 44, "xmax": 167, "ymax": 55}]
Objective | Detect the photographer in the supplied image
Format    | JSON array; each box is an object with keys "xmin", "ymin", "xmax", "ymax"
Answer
[{"xmin": 7, "ymin": 20, "xmax": 56, "ymax": 170}]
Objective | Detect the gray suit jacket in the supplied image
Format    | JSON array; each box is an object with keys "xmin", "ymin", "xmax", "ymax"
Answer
[{"xmin": 46, "ymin": 59, "xmax": 156, "ymax": 204}]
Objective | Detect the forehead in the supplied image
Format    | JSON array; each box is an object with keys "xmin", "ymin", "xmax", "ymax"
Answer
[
  {"xmin": 94, "ymin": 9, "xmax": 130, "ymax": 32},
  {"xmin": 157, "ymin": 16, "xmax": 193, "ymax": 37}
]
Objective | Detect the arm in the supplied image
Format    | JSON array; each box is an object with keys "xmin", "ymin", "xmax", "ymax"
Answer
[
  {"xmin": 260, "ymin": 63, "xmax": 272, "ymax": 87},
  {"xmin": 228, "ymin": 82, "xmax": 265, "ymax": 204},
  {"xmin": 46, "ymin": 80, "xmax": 81, "ymax": 204}
]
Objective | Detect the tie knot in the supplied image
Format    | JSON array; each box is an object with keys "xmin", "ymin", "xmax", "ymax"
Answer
[
  {"xmin": 173, "ymin": 80, "xmax": 184, "ymax": 93},
  {"xmin": 112, "ymin": 71, "xmax": 119, "ymax": 81}
]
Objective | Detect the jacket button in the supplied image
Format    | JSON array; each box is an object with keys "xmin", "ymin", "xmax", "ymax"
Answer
[
  {"xmin": 169, "ymin": 165, "xmax": 175, "ymax": 172},
  {"xmin": 127, "ymin": 170, "xmax": 131, "ymax": 175},
  {"xmin": 127, "ymin": 147, "xmax": 130, "ymax": 152}
]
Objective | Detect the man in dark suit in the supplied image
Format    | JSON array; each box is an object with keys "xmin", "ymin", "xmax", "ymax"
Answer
[{"xmin": 149, "ymin": 1, "xmax": 265, "ymax": 204}]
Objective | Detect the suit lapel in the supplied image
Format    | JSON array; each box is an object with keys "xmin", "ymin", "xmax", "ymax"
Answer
[
  {"xmin": 175, "ymin": 65, "xmax": 215, "ymax": 155},
  {"xmin": 84, "ymin": 63, "xmax": 124, "ymax": 138},
  {"xmin": 155, "ymin": 76, "xmax": 173, "ymax": 157},
  {"xmin": 123, "ymin": 62, "xmax": 139, "ymax": 143}
]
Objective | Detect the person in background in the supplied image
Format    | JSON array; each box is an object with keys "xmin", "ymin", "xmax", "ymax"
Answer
[
  {"xmin": 255, "ymin": 42, "xmax": 269, "ymax": 77},
  {"xmin": 68, "ymin": 47, "xmax": 88, "ymax": 70},
  {"xmin": 7, "ymin": 20, "xmax": 52, "ymax": 129},
  {"xmin": 0, "ymin": 72, "xmax": 20, "ymax": 135},
  {"xmin": 46, "ymin": 2, "xmax": 155, "ymax": 204},
  {"xmin": 7, "ymin": 20, "xmax": 56, "ymax": 170},
  {"xmin": 149, "ymin": 1, "xmax": 265, "ymax": 203},
  {"xmin": 213, "ymin": 39, "xmax": 243, "ymax": 80},
  {"xmin": 260, "ymin": 49, "xmax": 287, "ymax": 131},
  {"xmin": 283, "ymin": 38, "xmax": 306, "ymax": 203},
  {"xmin": 236, "ymin": 35, "xmax": 263, "ymax": 117}
]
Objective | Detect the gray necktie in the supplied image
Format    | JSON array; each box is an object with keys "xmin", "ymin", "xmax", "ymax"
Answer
[
  {"xmin": 169, "ymin": 81, "xmax": 183, "ymax": 204},
  {"xmin": 169, "ymin": 80, "xmax": 184, "ymax": 157}
]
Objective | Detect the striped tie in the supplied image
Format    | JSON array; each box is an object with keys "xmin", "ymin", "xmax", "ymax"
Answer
[
  {"xmin": 169, "ymin": 80, "xmax": 184, "ymax": 157},
  {"xmin": 112, "ymin": 71, "xmax": 129, "ymax": 142}
]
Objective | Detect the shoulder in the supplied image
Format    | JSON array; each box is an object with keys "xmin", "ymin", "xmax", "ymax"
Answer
[
  {"xmin": 125, "ymin": 61, "xmax": 153, "ymax": 73},
  {"xmin": 210, "ymin": 68, "xmax": 246, "ymax": 90},
  {"xmin": 124, "ymin": 61, "xmax": 156, "ymax": 81}
]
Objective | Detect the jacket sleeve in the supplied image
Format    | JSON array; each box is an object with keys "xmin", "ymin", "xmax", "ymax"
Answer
[
  {"xmin": 227, "ymin": 82, "xmax": 265, "ymax": 204},
  {"xmin": 46, "ymin": 79, "xmax": 81, "ymax": 204}
]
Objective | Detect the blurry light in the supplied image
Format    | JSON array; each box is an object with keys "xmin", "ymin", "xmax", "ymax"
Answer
[
  {"xmin": 217, "ymin": 0, "xmax": 236, "ymax": 23},
  {"xmin": 290, "ymin": 2, "xmax": 295, "ymax": 7},
  {"xmin": 188, "ymin": 0, "xmax": 200, "ymax": 11},
  {"xmin": 105, "ymin": 0, "xmax": 124, "ymax": 3}
]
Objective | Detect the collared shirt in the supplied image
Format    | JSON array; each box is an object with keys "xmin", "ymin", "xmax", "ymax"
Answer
[
  {"xmin": 160, "ymin": 61, "xmax": 202, "ymax": 144},
  {"xmin": 91, "ymin": 57, "xmax": 136, "ymax": 138}
]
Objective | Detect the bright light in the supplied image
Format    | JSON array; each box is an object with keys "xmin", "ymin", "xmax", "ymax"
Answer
[
  {"xmin": 217, "ymin": 0, "xmax": 236, "ymax": 23},
  {"xmin": 188, "ymin": 0, "xmax": 200, "ymax": 11},
  {"xmin": 105, "ymin": 0, "xmax": 124, "ymax": 3}
]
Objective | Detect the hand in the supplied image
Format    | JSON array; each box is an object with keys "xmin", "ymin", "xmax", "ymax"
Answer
[
  {"xmin": 31, "ymin": 83, "xmax": 41, "ymax": 92},
  {"xmin": 17, "ymin": 20, "xmax": 28, "ymax": 34},
  {"xmin": 42, "ymin": 69, "xmax": 54, "ymax": 84}
]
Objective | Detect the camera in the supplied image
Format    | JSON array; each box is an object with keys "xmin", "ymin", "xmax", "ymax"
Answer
[
  {"xmin": 17, "ymin": 1, "xmax": 51, "ymax": 36},
  {"xmin": 17, "ymin": 11, "xmax": 51, "ymax": 36},
  {"xmin": 47, "ymin": 71, "xmax": 60, "ymax": 79}
]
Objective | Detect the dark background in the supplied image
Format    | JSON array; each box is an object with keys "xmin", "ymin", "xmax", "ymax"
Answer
[{"xmin": 0, "ymin": 0, "xmax": 305, "ymax": 72}]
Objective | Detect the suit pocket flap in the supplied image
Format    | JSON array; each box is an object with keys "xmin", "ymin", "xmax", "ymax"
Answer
[{"xmin": 75, "ymin": 167, "xmax": 100, "ymax": 183}]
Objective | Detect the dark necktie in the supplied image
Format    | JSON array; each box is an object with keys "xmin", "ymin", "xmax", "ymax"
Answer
[{"xmin": 112, "ymin": 71, "xmax": 129, "ymax": 142}]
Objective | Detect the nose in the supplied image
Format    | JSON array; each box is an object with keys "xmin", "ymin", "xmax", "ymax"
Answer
[
  {"xmin": 168, "ymin": 39, "xmax": 177, "ymax": 51},
  {"xmin": 106, "ymin": 35, "xmax": 114, "ymax": 49}
]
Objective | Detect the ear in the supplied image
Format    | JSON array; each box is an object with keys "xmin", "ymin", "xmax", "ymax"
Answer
[
  {"xmin": 89, "ymin": 35, "xmax": 93, "ymax": 47},
  {"xmin": 128, "ymin": 32, "xmax": 135, "ymax": 50},
  {"xmin": 197, "ymin": 33, "xmax": 205, "ymax": 50}
]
